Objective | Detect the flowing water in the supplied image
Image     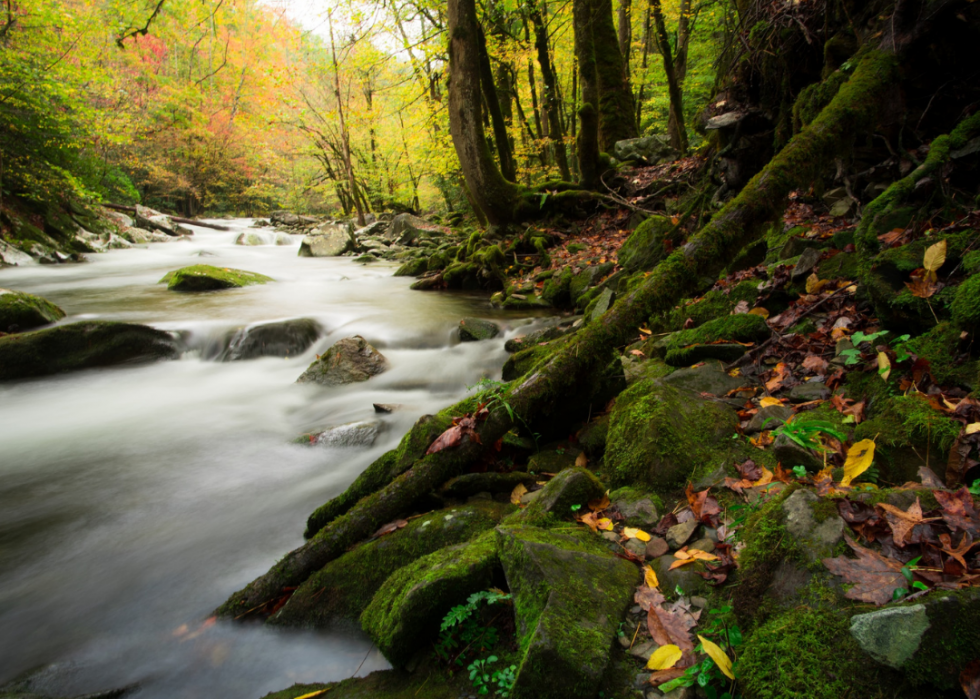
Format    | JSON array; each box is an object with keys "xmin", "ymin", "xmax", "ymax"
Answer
[{"xmin": 0, "ymin": 220, "xmax": 554, "ymax": 698}]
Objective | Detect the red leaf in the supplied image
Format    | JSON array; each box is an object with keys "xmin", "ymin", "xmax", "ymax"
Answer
[{"xmin": 822, "ymin": 536, "xmax": 905, "ymax": 605}]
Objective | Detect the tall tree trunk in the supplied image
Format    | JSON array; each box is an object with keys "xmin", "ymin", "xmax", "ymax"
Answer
[
  {"xmin": 634, "ymin": 6, "xmax": 652, "ymax": 126},
  {"xmin": 477, "ymin": 27, "xmax": 516, "ymax": 182},
  {"xmin": 617, "ymin": 0, "xmax": 632, "ymax": 72},
  {"xmin": 650, "ymin": 0, "xmax": 688, "ymax": 153},
  {"xmin": 328, "ymin": 14, "xmax": 366, "ymax": 226},
  {"xmin": 447, "ymin": 0, "xmax": 524, "ymax": 224},
  {"xmin": 666, "ymin": 0, "xmax": 693, "ymax": 142},
  {"xmin": 528, "ymin": 4, "xmax": 571, "ymax": 180},
  {"xmin": 573, "ymin": 0, "xmax": 600, "ymax": 183}
]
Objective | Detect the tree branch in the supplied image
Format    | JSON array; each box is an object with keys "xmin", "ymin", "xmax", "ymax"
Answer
[{"xmin": 116, "ymin": 0, "xmax": 166, "ymax": 49}]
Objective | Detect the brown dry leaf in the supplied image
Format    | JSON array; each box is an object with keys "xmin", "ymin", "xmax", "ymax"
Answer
[
  {"xmin": 575, "ymin": 451, "xmax": 589, "ymax": 468},
  {"xmin": 766, "ymin": 362, "xmax": 792, "ymax": 392},
  {"xmin": 373, "ymin": 519, "xmax": 409, "ymax": 537},
  {"xmin": 752, "ymin": 466, "xmax": 774, "ymax": 487},
  {"xmin": 644, "ymin": 589, "xmax": 697, "ymax": 652},
  {"xmin": 876, "ymin": 498, "xmax": 938, "ymax": 546},
  {"xmin": 649, "ymin": 668, "xmax": 687, "ymax": 687},
  {"xmin": 934, "ymin": 487, "xmax": 980, "ymax": 537},
  {"xmin": 822, "ymin": 536, "xmax": 906, "ymax": 605},
  {"xmin": 918, "ymin": 466, "xmax": 946, "ymax": 488},
  {"xmin": 588, "ymin": 491, "xmax": 610, "ymax": 511},
  {"xmin": 630, "ymin": 349, "xmax": 646, "ymax": 357},
  {"xmin": 806, "ymin": 273, "xmax": 832, "ymax": 294},
  {"xmin": 906, "ymin": 273, "xmax": 940, "ymax": 299},
  {"xmin": 578, "ymin": 511, "xmax": 600, "ymax": 532},
  {"xmin": 961, "ymin": 659, "xmax": 980, "ymax": 699},
  {"xmin": 877, "ymin": 229, "xmax": 905, "ymax": 246},
  {"xmin": 510, "ymin": 483, "xmax": 528, "ymax": 505},
  {"xmin": 802, "ymin": 354, "xmax": 830, "ymax": 374},
  {"xmin": 426, "ymin": 416, "xmax": 481, "ymax": 454},
  {"xmin": 939, "ymin": 532, "xmax": 974, "ymax": 570},
  {"xmin": 733, "ymin": 300, "xmax": 750, "ymax": 314}
]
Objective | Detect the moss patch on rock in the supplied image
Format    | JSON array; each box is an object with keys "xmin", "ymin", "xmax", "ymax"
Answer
[
  {"xmin": 160, "ymin": 264, "xmax": 273, "ymax": 291},
  {"xmin": 0, "ymin": 288, "xmax": 65, "ymax": 333},
  {"xmin": 616, "ymin": 215, "xmax": 673, "ymax": 273},
  {"xmin": 260, "ymin": 670, "xmax": 455, "ymax": 699}
]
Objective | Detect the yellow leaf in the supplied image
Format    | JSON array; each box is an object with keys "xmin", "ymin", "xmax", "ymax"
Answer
[
  {"xmin": 575, "ymin": 451, "xmax": 589, "ymax": 467},
  {"xmin": 805, "ymin": 273, "xmax": 822, "ymax": 294},
  {"xmin": 294, "ymin": 690, "xmax": 330, "ymax": 699},
  {"xmin": 644, "ymin": 565, "xmax": 659, "ymax": 589},
  {"xmin": 639, "ymin": 326, "xmax": 652, "ymax": 335},
  {"xmin": 966, "ymin": 422, "xmax": 980, "ymax": 435},
  {"xmin": 624, "ymin": 527, "xmax": 651, "ymax": 542},
  {"xmin": 923, "ymin": 239, "xmax": 947, "ymax": 273},
  {"xmin": 877, "ymin": 351, "xmax": 891, "ymax": 381},
  {"xmin": 748, "ymin": 306, "xmax": 770, "ymax": 318},
  {"xmin": 698, "ymin": 635, "xmax": 735, "ymax": 679},
  {"xmin": 759, "ymin": 396, "xmax": 782, "ymax": 408},
  {"xmin": 510, "ymin": 483, "xmax": 527, "ymax": 505},
  {"xmin": 597, "ymin": 517, "xmax": 614, "ymax": 531},
  {"xmin": 646, "ymin": 643, "xmax": 682, "ymax": 670},
  {"xmin": 752, "ymin": 466, "xmax": 774, "ymax": 487},
  {"xmin": 669, "ymin": 557, "xmax": 696, "ymax": 570},
  {"xmin": 841, "ymin": 439, "xmax": 876, "ymax": 486}
]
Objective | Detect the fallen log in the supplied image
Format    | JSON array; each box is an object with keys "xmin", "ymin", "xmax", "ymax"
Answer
[{"xmin": 102, "ymin": 203, "xmax": 231, "ymax": 231}]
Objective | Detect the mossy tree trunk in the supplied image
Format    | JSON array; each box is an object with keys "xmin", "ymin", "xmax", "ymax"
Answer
[
  {"xmin": 650, "ymin": 0, "xmax": 688, "ymax": 153},
  {"xmin": 447, "ymin": 0, "xmax": 524, "ymax": 224},
  {"xmin": 529, "ymin": 3, "xmax": 572, "ymax": 181},
  {"xmin": 478, "ymin": 25, "xmax": 517, "ymax": 182},
  {"xmin": 217, "ymin": 47, "xmax": 904, "ymax": 619},
  {"xmin": 617, "ymin": 0, "xmax": 632, "ymax": 71},
  {"xmin": 573, "ymin": 0, "xmax": 600, "ymax": 185},
  {"xmin": 592, "ymin": 0, "xmax": 638, "ymax": 151}
]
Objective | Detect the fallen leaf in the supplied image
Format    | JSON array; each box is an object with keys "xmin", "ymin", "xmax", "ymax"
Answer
[
  {"xmin": 923, "ymin": 239, "xmax": 947, "ymax": 273},
  {"xmin": 624, "ymin": 527, "xmax": 652, "ymax": 542},
  {"xmin": 644, "ymin": 565, "xmax": 660, "ymax": 589},
  {"xmin": 918, "ymin": 466, "xmax": 946, "ymax": 488},
  {"xmin": 806, "ymin": 273, "xmax": 831, "ymax": 294},
  {"xmin": 765, "ymin": 363, "xmax": 792, "ymax": 392},
  {"xmin": 733, "ymin": 300, "xmax": 750, "ymax": 314},
  {"xmin": 588, "ymin": 491, "xmax": 610, "ymax": 511},
  {"xmin": 876, "ymin": 498, "xmax": 938, "ymax": 546},
  {"xmin": 630, "ymin": 349, "xmax": 646, "ymax": 357},
  {"xmin": 906, "ymin": 273, "xmax": 940, "ymax": 299},
  {"xmin": 759, "ymin": 396, "xmax": 782, "ymax": 408},
  {"xmin": 578, "ymin": 511, "xmax": 601, "ymax": 532},
  {"xmin": 597, "ymin": 517, "xmax": 614, "ymax": 531},
  {"xmin": 748, "ymin": 307, "xmax": 770, "ymax": 318},
  {"xmin": 698, "ymin": 635, "xmax": 735, "ymax": 679},
  {"xmin": 510, "ymin": 483, "xmax": 528, "ymax": 505},
  {"xmin": 649, "ymin": 668, "xmax": 687, "ymax": 687},
  {"xmin": 934, "ymin": 487, "xmax": 980, "ymax": 537},
  {"xmin": 841, "ymin": 439, "xmax": 876, "ymax": 486},
  {"xmin": 426, "ymin": 415, "xmax": 481, "ymax": 454},
  {"xmin": 373, "ymin": 519, "xmax": 409, "ymax": 537},
  {"xmin": 967, "ymin": 423, "xmax": 980, "ymax": 435},
  {"xmin": 877, "ymin": 351, "xmax": 891, "ymax": 381},
  {"xmin": 293, "ymin": 690, "xmax": 330, "ymax": 699},
  {"xmin": 822, "ymin": 536, "xmax": 905, "ymax": 605},
  {"xmin": 939, "ymin": 532, "xmax": 974, "ymax": 570},
  {"xmin": 647, "ymin": 644, "xmax": 682, "ymax": 671},
  {"xmin": 575, "ymin": 452, "xmax": 589, "ymax": 468},
  {"xmin": 645, "ymin": 593, "xmax": 697, "ymax": 652},
  {"xmin": 736, "ymin": 459, "xmax": 763, "ymax": 481},
  {"xmin": 802, "ymin": 354, "xmax": 830, "ymax": 374}
]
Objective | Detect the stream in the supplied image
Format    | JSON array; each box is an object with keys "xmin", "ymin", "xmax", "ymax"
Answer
[{"xmin": 0, "ymin": 220, "xmax": 552, "ymax": 698}]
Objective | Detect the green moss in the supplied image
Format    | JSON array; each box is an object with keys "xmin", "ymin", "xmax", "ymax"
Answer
[
  {"xmin": 651, "ymin": 281, "xmax": 761, "ymax": 333},
  {"xmin": 0, "ymin": 320, "xmax": 179, "ymax": 381},
  {"xmin": 904, "ymin": 589, "xmax": 980, "ymax": 689},
  {"xmin": 502, "ymin": 335, "xmax": 572, "ymax": 381},
  {"xmin": 905, "ymin": 322, "xmax": 977, "ymax": 389},
  {"xmin": 739, "ymin": 607, "xmax": 884, "ymax": 699},
  {"xmin": 274, "ymin": 501, "xmax": 513, "ymax": 628},
  {"xmin": 567, "ymin": 243, "xmax": 587, "ymax": 254},
  {"xmin": 304, "ymin": 414, "xmax": 453, "ymax": 538},
  {"xmin": 0, "ymin": 288, "xmax": 65, "ymax": 333},
  {"xmin": 793, "ymin": 69, "xmax": 849, "ymax": 131},
  {"xmin": 393, "ymin": 256, "xmax": 427, "ymax": 276},
  {"xmin": 260, "ymin": 669, "xmax": 456, "ymax": 699},
  {"xmin": 962, "ymin": 250, "xmax": 980, "ymax": 274},
  {"xmin": 951, "ymin": 274, "xmax": 980, "ymax": 330},
  {"xmin": 160, "ymin": 264, "xmax": 273, "ymax": 291},
  {"xmin": 360, "ymin": 530, "xmax": 501, "ymax": 667},
  {"xmin": 604, "ymin": 378, "xmax": 737, "ymax": 492},
  {"xmin": 658, "ymin": 313, "xmax": 769, "ymax": 366},
  {"xmin": 616, "ymin": 215, "xmax": 673, "ymax": 273}
]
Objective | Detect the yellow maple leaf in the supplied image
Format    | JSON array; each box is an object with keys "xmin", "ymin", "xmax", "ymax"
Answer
[
  {"xmin": 646, "ymin": 643, "xmax": 682, "ymax": 670},
  {"xmin": 841, "ymin": 439, "xmax": 876, "ymax": 486},
  {"xmin": 644, "ymin": 565, "xmax": 659, "ymax": 589},
  {"xmin": 623, "ymin": 527, "xmax": 651, "ymax": 541},
  {"xmin": 698, "ymin": 635, "xmax": 735, "ymax": 679}
]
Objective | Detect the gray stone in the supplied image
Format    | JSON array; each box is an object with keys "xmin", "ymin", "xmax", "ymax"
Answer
[
  {"xmin": 458, "ymin": 317, "xmax": 500, "ymax": 342},
  {"xmin": 694, "ymin": 464, "xmax": 728, "ymax": 490},
  {"xmin": 589, "ymin": 288, "xmax": 615, "ymax": 322},
  {"xmin": 773, "ymin": 433, "xmax": 823, "ymax": 471},
  {"xmin": 650, "ymin": 554, "xmax": 708, "ymax": 595},
  {"xmin": 308, "ymin": 420, "xmax": 383, "ymax": 448},
  {"xmin": 689, "ymin": 538, "xmax": 715, "ymax": 554},
  {"xmin": 296, "ymin": 335, "xmax": 387, "ymax": 386},
  {"xmin": 298, "ymin": 222, "xmax": 353, "ymax": 257},
  {"xmin": 134, "ymin": 205, "xmax": 180, "ymax": 236},
  {"xmin": 661, "ymin": 359, "xmax": 748, "ymax": 396},
  {"xmin": 225, "ymin": 318, "xmax": 323, "ymax": 360},
  {"xmin": 630, "ymin": 640, "xmax": 657, "ymax": 660},
  {"xmin": 791, "ymin": 247, "xmax": 823, "ymax": 280},
  {"xmin": 613, "ymin": 135, "xmax": 677, "ymax": 165},
  {"xmin": 625, "ymin": 538, "xmax": 647, "ymax": 558},
  {"xmin": 850, "ymin": 605, "xmax": 930, "ymax": 668},
  {"xmin": 386, "ymin": 213, "xmax": 434, "ymax": 245},
  {"xmin": 354, "ymin": 221, "xmax": 387, "ymax": 238},
  {"xmin": 0, "ymin": 240, "xmax": 35, "ymax": 266},
  {"xmin": 602, "ymin": 531, "xmax": 620, "ymax": 543},
  {"xmin": 645, "ymin": 537, "xmax": 670, "ymax": 559},
  {"xmin": 788, "ymin": 381, "xmax": 830, "ymax": 402},
  {"xmin": 666, "ymin": 519, "xmax": 699, "ymax": 549},
  {"xmin": 236, "ymin": 232, "xmax": 265, "ymax": 246},
  {"xmin": 782, "ymin": 489, "xmax": 844, "ymax": 560},
  {"xmin": 274, "ymin": 233, "xmax": 293, "ymax": 246},
  {"xmin": 705, "ymin": 112, "xmax": 742, "ymax": 130},
  {"xmin": 746, "ymin": 405, "xmax": 794, "ymax": 433},
  {"xmin": 515, "ymin": 467, "xmax": 604, "ymax": 522},
  {"xmin": 617, "ymin": 497, "xmax": 659, "ymax": 528}
]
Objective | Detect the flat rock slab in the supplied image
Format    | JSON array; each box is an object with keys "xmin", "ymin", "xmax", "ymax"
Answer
[
  {"xmin": 850, "ymin": 605, "xmax": 930, "ymax": 668},
  {"xmin": 161, "ymin": 264, "xmax": 273, "ymax": 291},
  {"xmin": 296, "ymin": 335, "xmax": 387, "ymax": 386},
  {"xmin": 0, "ymin": 321, "xmax": 179, "ymax": 381},
  {"xmin": 304, "ymin": 420, "xmax": 383, "ymax": 448}
]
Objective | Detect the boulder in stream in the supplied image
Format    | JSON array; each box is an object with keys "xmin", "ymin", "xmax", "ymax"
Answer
[
  {"xmin": 160, "ymin": 264, "xmax": 273, "ymax": 292},
  {"xmin": 458, "ymin": 317, "xmax": 500, "ymax": 342},
  {"xmin": 298, "ymin": 222, "xmax": 353, "ymax": 257},
  {"xmin": 0, "ymin": 288, "xmax": 66, "ymax": 333},
  {"xmin": 225, "ymin": 318, "xmax": 323, "ymax": 360},
  {"xmin": 235, "ymin": 232, "xmax": 265, "ymax": 246},
  {"xmin": 0, "ymin": 321, "xmax": 180, "ymax": 381},
  {"xmin": 296, "ymin": 335, "xmax": 387, "ymax": 386}
]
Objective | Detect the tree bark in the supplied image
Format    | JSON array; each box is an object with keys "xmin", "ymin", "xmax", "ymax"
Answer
[
  {"xmin": 634, "ymin": 6, "xmax": 652, "ymax": 126},
  {"xmin": 617, "ymin": 0, "xmax": 632, "ymax": 71},
  {"xmin": 446, "ymin": 0, "xmax": 524, "ymax": 225},
  {"xmin": 328, "ymin": 13, "xmax": 366, "ymax": 226},
  {"xmin": 591, "ymin": 0, "xmax": 638, "ymax": 150},
  {"xmin": 477, "ymin": 26, "xmax": 516, "ymax": 182},
  {"xmin": 528, "ymin": 4, "xmax": 571, "ymax": 181},
  {"xmin": 650, "ymin": 0, "xmax": 688, "ymax": 153}
]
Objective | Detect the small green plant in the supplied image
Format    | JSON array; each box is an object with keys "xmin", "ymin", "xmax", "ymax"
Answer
[
  {"xmin": 435, "ymin": 590, "xmax": 512, "ymax": 667},
  {"xmin": 892, "ymin": 556, "xmax": 929, "ymax": 601},
  {"xmin": 769, "ymin": 418, "xmax": 845, "ymax": 453},
  {"xmin": 468, "ymin": 378, "xmax": 539, "ymax": 448},
  {"xmin": 466, "ymin": 656, "xmax": 518, "ymax": 697},
  {"xmin": 839, "ymin": 330, "xmax": 911, "ymax": 365},
  {"xmin": 792, "ymin": 465, "xmax": 808, "ymax": 479},
  {"xmin": 658, "ymin": 605, "xmax": 743, "ymax": 698},
  {"xmin": 969, "ymin": 479, "xmax": 980, "ymax": 497}
]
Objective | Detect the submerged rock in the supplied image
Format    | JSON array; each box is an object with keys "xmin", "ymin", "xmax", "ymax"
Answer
[
  {"xmin": 303, "ymin": 420, "xmax": 383, "ymax": 448},
  {"xmin": 458, "ymin": 317, "xmax": 500, "ymax": 342},
  {"xmin": 0, "ymin": 321, "xmax": 179, "ymax": 381},
  {"xmin": 0, "ymin": 288, "xmax": 66, "ymax": 333},
  {"xmin": 160, "ymin": 264, "xmax": 273, "ymax": 291},
  {"xmin": 225, "ymin": 318, "xmax": 323, "ymax": 360},
  {"xmin": 296, "ymin": 335, "xmax": 387, "ymax": 386}
]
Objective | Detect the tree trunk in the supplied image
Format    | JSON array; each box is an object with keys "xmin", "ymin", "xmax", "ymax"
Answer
[
  {"xmin": 478, "ymin": 26, "xmax": 516, "ymax": 182},
  {"xmin": 666, "ymin": 0, "xmax": 693, "ymax": 142},
  {"xmin": 328, "ymin": 14, "xmax": 366, "ymax": 227},
  {"xmin": 528, "ymin": 4, "xmax": 571, "ymax": 181},
  {"xmin": 650, "ymin": 0, "xmax": 688, "ymax": 153},
  {"xmin": 573, "ymin": 0, "xmax": 600, "ymax": 184},
  {"xmin": 617, "ymin": 0, "xmax": 632, "ymax": 72},
  {"xmin": 446, "ymin": 0, "xmax": 524, "ymax": 224},
  {"xmin": 591, "ymin": 0, "xmax": 638, "ymax": 150},
  {"xmin": 634, "ymin": 6, "xmax": 652, "ymax": 126}
]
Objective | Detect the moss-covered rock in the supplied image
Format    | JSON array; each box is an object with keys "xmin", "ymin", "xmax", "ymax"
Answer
[
  {"xmin": 393, "ymin": 256, "xmax": 427, "ymax": 277},
  {"xmin": 616, "ymin": 215, "xmax": 673, "ymax": 273},
  {"xmin": 304, "ymin": 414, "xmax": 452, "ymax": 538},
  {"xmin": 496, "ymin": 526, "xmax": 638, "ymax": 699},
  {"xmin": 160, "ymin": 264, "xmax": 273, "ymax": 291},
  {"xmin": 295, "ymin": 335, "xmax": 387, "ymax": 387},
  {"xmin": 502, "ymin": 335, "xmax": 572, "ymax": 381},
  {"xmin": 904, "ymin": 322, "xmax": 977, "ymax": 390},
  {"xmin": 0, "ymin": 321, "xmax": 179, "ymax": 381},
  {"xmin": 260, "ymin": 670, "xmax": 455, "ymax": 699},
  {"xmin": 604, "ymin": 378, "xmax": 737, "ymax": 491},
  {"xmin": 273, "ymin": 501, "xmax": 513, "ymax": 629},
  {"xmin": 513, "ymin": 467, "xmax": 604, "ymax": 527},
  {"xmin": 0, "ymin": 288, "xmax": 65, "ymax": 333},
  {"xmin": 458, "ymin": 317, "xmax": 500, "ymax": 342},
  {"xmin": 360, "ymin": 531, "xmax": 501, "ymax": 667},
  {"xmin": 650, "ymin": 281, "xmax": 761, "ymax": 333},
  {"xmin": 657, "ymin": 313, "xmax": 770, "ymax": 366},
  {"xmin": 541, "ymin": 267, "xmax": 573, "ymax": 307},
  {"xmin": 570, "ymin": 263, "xmax": 614, "ymax": 307},
  {"xmin": 900, "ymin": 588, "xmax": 980, "ymax": 691},
  {"xmin": 439, "ymin": 471, "xmax": 537, "ymax": 500},
  {"xmin": 951, "ymin": 273, "xmax": 980, "ymax": 330}
]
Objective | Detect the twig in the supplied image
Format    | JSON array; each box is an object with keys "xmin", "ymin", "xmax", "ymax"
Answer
[
  {"xmin": 352, "ymin": 642, "xmax": 374, "ymax": 677},
  {"xmin": 117, "ymin": 0, "xmax": 167, "ymax": 48}
]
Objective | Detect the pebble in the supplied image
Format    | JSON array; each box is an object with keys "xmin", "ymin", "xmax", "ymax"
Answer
[
  {"xmin": 645, "ymin": 536, "xmax": 670, "ymax": 559},
  {"xmin": 689, "ymin": 537, "xmax": 715, "ymax": 554},
  {"xmin": 625, "ymin": 539, "xmax": 648, "ymax": 558},
  {"xmin": 666, "ymin": 519, "xmax": 699, "ymax": 549}
]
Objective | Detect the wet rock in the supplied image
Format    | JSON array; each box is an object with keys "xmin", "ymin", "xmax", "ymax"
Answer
[
  {"xmin": 782, "ymin": 489, "xmax": 843, "ymax": 561},
  {"xmin": 160, "ymin": 264, "xmax": 273, "ymax": 291},
  {"xmin": 270, "ymin": 211, "xmax": 318, "ymax": 228},
  {"xmin": 788, "ymin": 380, "xmax": 830, "ymax": 402},
  {"xmin": 849, "ymin": 605, "xmax": 930, "ymax": 669},
  {"xmin": 650, "ymin": 554, "xmax": 708, "ymax": 595},
  {"xmin": 134, "ymin": 205, "xmax": 183, "ymax": 236},
  {"xmin": 658, "ymin": 314, "xmax": 769, "ymax": 367},
  {"xmin": 625, "ymin": 538, "xmax": 647, "ymax": 558},
  {"xmin": 305, "ymin": 420, "xmax": 383, "ymax": 448},
  {"xmin": 236, "ymin": 232, "xmax": 265, "ymax": 246},
  {"xmin": 504, "ymin": 318, "xmax": 579, "ymax": 353},
  {"xmin": 645, "ymin": 537, "xmax": 669, "ymax": 559},
  {"xmin": 570, "ymin": 263, "xmax": 614, "ymax": 306},
  {"xmin": 274, "ymin": 233, "xmax": 293, "ymax": 246},
  {"xmin": 373, "ymin": 403, "xmax": 398, "ymax": 413},
  {"xmin": 296, "ymin": 335, "xmax": 387, "ymax": 386},
  {"xmin": 746, "ymin": 404, "xmax": 794, "ymax": 433},
  {"xmin": 689, "ymin": 537, "xmax": 715, "ymax": 554},
  {"xmin": 440, "ymin": 472, "xmax": 536, "ymax": 500},
  {"xmin": 526, "ymin": 447, "xmax": 584, "ymax": 473},
  {"xmin": 514, "ymin": 467, "xmax": 604, "ymax": 523},
  {"xmin": 0, "ymin": 288, "xmax": 65, "ymax": 333},
  {"xmin": 791, "ymin": 247, "xmax": 822, "ymax": 280},
  {"xmin": 298, "ymin": 222, "xmax": 353, "ymax": 257},
  {"xmin": 225, "ymin": 318, "xmax": 323, "ymax": 360},
  {"xmin": 458, "ymin": 317, "xmax": 500, "ymax": 342},
  {"xmin": 0, "ymin": 240, "xmax": 34, "ymax": 266},
  {"xmin": 773, "ymin": 433, "xmax": 822, "ymax": 471},
  {"xmin": 617, "ymin": 216, "xmax": 673, "ymax": 273},
  {"xmin": 666, "ymin": 519, "xmax": 699, "ymax": 549},
  {"xmin": 616, "ymin": 497, "xmax": 659, "ymax": 528},
  {"xmin": 0, "ymin": 321, "xmax": 179, "ymax": 381},
  {"xmin": 589, "ymin": 288, "xmax": 615, "ymax": 322},
  {"xmin": 660, "ymin": 359, "xmax": 747, "ymax": 396}
]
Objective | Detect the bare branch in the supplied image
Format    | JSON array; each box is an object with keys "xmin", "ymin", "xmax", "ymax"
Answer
[{"xmin": 116, "ymin": 0, "xmax": 166, "ymax": 49}]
